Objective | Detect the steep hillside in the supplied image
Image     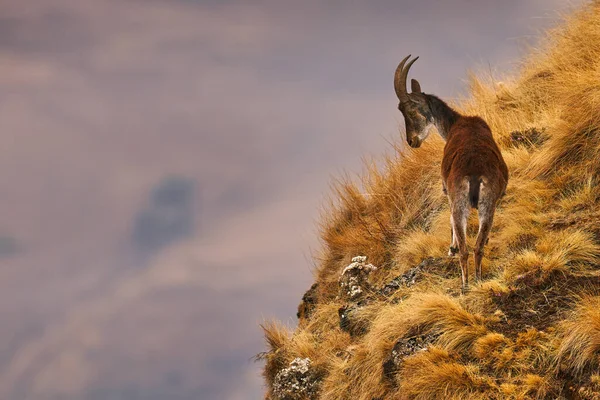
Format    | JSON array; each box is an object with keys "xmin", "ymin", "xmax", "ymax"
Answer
[{"xmin": 260, "ymin": 3, "xmax": 600, "ymax": 399}]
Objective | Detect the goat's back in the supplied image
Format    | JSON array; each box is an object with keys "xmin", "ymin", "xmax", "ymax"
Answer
[{"xmin": 441, "ymin": 116, "xmax": 508, "ymax": 198}]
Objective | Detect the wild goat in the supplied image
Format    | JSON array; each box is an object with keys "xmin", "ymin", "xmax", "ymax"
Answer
[{"xmin": 394, "ymin": 55, "xmax": 508, "ymax": 293}]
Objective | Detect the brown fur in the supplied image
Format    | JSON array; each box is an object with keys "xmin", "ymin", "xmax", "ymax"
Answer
[{"xmin": 442, "ymin": 116, "xmax": 508, "ymax": 203}]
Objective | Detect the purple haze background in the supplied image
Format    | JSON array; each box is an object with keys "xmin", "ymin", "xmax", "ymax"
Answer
[{"xmin": 0, "ymin": 0, "xmax": 585, "ymax": 399}]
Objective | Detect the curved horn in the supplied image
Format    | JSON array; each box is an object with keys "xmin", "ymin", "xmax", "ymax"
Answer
[
  {"xmin": 394, "ymin": 55, "xmax": 411, "ymax": 102},
  {"xmin": 394, "ymin": 55, "xmax": 419, "ymax": 102}
]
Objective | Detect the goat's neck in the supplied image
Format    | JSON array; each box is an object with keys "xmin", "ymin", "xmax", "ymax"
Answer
[{"xmin": 425, "ymin": 94, "xmax": 460, "ymax": 141}]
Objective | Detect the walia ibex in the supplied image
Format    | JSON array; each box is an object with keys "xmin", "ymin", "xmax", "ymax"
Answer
[{"xmin": 394, "ymin": 55, "xmax": 508, "ymax": 293}]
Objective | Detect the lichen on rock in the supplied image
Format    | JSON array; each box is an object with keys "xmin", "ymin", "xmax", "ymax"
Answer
[
  {"xmin": 339, "ymin": 255, "xmax": 377, "ymax": 300},
  {"xmin": 272, "ymin": 357, "xmax": 322, "ymax": 400}
]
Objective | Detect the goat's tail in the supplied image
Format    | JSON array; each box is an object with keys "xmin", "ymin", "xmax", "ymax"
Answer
[{"xmin": 469, "ymin": 176, "xmax": 481, "ymax": 209}]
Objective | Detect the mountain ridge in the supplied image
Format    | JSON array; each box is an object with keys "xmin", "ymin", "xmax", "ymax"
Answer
[{"xmin": 261, "ymin": 2, "xmax": 600, "ymax": 399}]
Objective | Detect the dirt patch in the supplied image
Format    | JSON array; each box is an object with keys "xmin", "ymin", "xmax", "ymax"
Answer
[
  {"xmin": 382, "ymin": 333, "xmax": 441, "ymax": 385},
  {"xmin": 380, "ymin": 265, "xmax": 423, "ymax": 296},
  {"xmin": 548, "ymin": 210, "xmax": 600, "ymax": 243},
  {"xmin": 297, "ymin": 283, "xmax": 319, "ymax": 321},
  {"xmin": 380, "ymin": 257, "xmax": 458, "ymax": 297},
  {"xmin": 505, "ymin": 127, "xmax": 548, "ymax": 149},
  {"xmin": 338, "ymin": 302, "xmax": 370, "ymax": 337},
  {"xmin": 491, "ymin": 269, "xmax": 599, "ymax": 336}
]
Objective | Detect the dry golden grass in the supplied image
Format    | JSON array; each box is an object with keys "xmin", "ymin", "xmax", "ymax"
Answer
[
  {"xmin": 396, "ymin": 347, "xmax": 496, "ymax": 400},
  {"xmin": 262, "ymin": 3, "xmax": 600, "ymax": 399},
  {"xmin": 557, "ymin": 296, "xmax": 600, "ymax": 374}
]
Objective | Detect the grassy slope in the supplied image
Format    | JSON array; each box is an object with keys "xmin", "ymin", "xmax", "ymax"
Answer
[{"xmin": 261, "ymin": 3, "xmax": 600, "ymax": 399}]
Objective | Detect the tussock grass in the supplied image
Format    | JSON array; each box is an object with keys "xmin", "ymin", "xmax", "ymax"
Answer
[
  {"xmin": 397, "ymin": 347, "xmax": 496, "ymax": 400},
  {"xmin": 262, "ymin": 3, "xmax": 600, "ymax": 399},
  {"xmin": 400, "ymin": 293, "xmax": 489, "ymax": 353},
  {"xmin": 557, "ymin": 295, "xmax": 600, "ymax": 374}
]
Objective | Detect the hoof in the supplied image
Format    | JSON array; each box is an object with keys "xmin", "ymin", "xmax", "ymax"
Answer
[{"xmin": 448, "ymin": 246, "xmax": 459, "ymax": 257}]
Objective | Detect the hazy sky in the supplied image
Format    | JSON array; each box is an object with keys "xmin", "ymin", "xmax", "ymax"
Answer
[{"xmin": 0, "ymin": 0, "xmax": 586, "ymax": 399}]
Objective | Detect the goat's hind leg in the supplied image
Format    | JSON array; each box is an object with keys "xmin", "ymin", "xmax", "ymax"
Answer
[
  {"xmin": 451, "ymin": 202, "xmax": 470, "ymax": 293},
  {"xmin": 474, "ymin": 200, "xmax": 495, "ymax": 282},
  {"xmin": 448, "ymin": 199, "xmax": 459, "ymax": 257},
  {"xmin": 448, "ymin": 217, "xmax": 459, "ymax": 256}
]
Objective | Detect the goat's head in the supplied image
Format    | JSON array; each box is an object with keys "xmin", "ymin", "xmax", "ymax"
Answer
[{"xmin": 394, "ymin": 55, "xmax": 434, "ymax": 148}]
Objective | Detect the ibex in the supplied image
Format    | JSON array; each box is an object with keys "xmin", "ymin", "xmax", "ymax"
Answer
[{"xmin": 394, "ymin": 55, "xmax": 508, "ymax": 293}]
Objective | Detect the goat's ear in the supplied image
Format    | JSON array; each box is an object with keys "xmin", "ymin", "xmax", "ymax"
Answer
[{"xmin": 411, "ymin": 79, "xmax": 422, "ymax": 93}]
